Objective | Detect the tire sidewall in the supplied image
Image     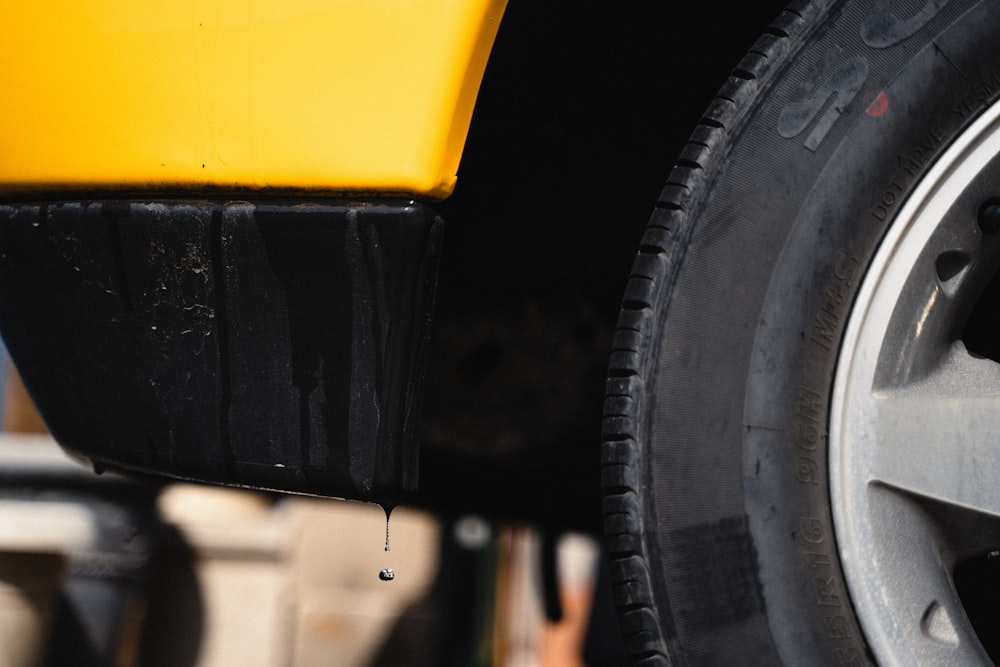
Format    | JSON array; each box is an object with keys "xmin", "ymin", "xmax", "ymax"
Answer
[{"xmin": 646, "ymin": 1, "xmax": 1000, "ymax": 664}]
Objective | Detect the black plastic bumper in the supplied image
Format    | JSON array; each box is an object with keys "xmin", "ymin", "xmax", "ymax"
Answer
[{"xmin": 0, "ymin": 200, "xmax": 442, "ymax": 508}]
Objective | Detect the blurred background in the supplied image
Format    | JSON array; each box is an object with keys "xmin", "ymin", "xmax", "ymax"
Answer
[{"xmin": 0, "ymin": 359, "xmax": 609, "ymax": 666}]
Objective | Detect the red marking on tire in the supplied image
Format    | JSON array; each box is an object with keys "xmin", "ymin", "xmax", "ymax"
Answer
[{"xmin": 866, "ymin": 91, "xmax": 889, "ymax": 118}]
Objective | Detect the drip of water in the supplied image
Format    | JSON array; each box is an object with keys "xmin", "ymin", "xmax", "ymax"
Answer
[
  {"xmin": 379, "ymin": 504, "xmax": 394, "ymax": 581},
  {"xmin": 382, "ymin": 505, "xmax": 393, "ymax": 552}
]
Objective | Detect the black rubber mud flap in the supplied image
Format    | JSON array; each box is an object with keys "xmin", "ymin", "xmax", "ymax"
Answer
[{"xmin": 0, "ymin": 201, "xmax": 441, "ymax": 508}]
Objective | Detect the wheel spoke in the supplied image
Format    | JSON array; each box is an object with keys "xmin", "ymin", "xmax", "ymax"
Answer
[
  {"xmin": 863, "ymin": 486, "xmax": 992, "ymax": 664},
  {"xmin": 871, "ymin": 344, "xmax": 1000, "ymax": 516}
]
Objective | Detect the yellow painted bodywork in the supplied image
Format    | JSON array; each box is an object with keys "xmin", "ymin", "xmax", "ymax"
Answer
[{"xmin": 0, "ymin": 0, "xmax": 506, "ymax": 200}]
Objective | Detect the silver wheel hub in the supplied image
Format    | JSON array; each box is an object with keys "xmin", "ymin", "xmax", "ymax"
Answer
[{"xmin": 832, "ymin": 100, "xmax": 1000, "ymax": 666}]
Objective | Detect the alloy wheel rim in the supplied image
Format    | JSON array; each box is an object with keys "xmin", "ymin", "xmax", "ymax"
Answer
[{"xmin": 831, "ymin": 100, "xmax": 1000, "ymax": 666}]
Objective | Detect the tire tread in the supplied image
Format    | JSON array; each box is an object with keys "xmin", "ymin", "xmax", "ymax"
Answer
[{"xmin": 600, "ymin": 2, "xmax": 830, "ymax": 663}]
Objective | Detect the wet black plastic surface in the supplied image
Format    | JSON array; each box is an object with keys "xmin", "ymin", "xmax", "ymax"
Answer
[{"xmin": 0, "ymin": 201, "xmax": 440, "ymax": 506}]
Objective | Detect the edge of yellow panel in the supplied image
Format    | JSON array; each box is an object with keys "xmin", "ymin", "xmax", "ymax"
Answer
[{"xmin": 0, "ymin": 0, "xmax": 507, "ymax": 201}]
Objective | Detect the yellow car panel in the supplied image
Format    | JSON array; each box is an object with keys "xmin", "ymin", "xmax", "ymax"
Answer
[{"xmin": 0, "ymin": 0, "xmax": 506, "ymax": 199}]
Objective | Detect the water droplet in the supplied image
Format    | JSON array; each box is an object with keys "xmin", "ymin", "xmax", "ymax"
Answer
[
  {"xmin": 379, "ymin": 568, "xmax": 395, "ymax": 582},
  {"xmin": 381, "ymin": 504, "xmax": 393, "ymax": 553}
]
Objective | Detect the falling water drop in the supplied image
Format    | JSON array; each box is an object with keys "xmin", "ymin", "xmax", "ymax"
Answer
[{"xmin": 379, "ymin": 505, "xmax": 394, "ymax": 581}]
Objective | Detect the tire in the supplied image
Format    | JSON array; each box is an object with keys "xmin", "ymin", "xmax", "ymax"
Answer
[{"xmin": 601, "ymin": 1, "xmax": 1000, "ymax": 665}]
